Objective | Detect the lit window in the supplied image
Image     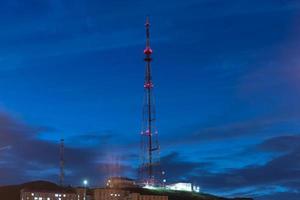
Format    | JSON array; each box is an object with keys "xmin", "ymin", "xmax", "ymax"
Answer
[{"xmin": 31, "ymin": 193, "xmax": 34, "ymax": 196}]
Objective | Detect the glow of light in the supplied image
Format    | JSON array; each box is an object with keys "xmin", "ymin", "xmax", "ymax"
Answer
[
  {"xmin": 193, "ymin": 186, "xmax": 200, "ymax": 193},
  {"xmin": 143, "ymin": 184, "xmax": 159, "ymax": 190},
  {"xmin": 83, "ymin": 179, "xmax": 88, "ymax": 186},
  {"xmin": 166, "ymin": 182, "xmax": 193, "ymax": 192}
]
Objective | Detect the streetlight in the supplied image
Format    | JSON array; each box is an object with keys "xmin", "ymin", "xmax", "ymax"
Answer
[
  {"xmin": 83, "ymin": 179, "xmax": 88, "ymax": 200},
  {"xmin": 83, "ymin": 179, "xmax": 88, "ymax": 186}
]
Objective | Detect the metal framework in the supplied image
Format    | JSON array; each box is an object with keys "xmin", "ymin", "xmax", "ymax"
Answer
[
  {"xmin": 59, "ymin": 138, "xmax": 65, "ymax": 186},
  {"xmin": 140, "ymin": 17, "xmax": 160, "ymax": 185}
]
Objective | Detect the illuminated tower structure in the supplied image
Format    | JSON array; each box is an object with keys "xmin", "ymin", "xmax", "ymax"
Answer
[
  {"xmin": 59, "ymin": 138, "xmax": 65, "ymax": 186},
  {"xmin": 140, "ymin": 17, "xmax": 161, "ymax": 185}
]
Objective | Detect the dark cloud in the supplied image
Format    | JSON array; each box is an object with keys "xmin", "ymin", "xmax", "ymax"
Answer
[
  {"xmin": 159, "ymin": 152, "xmax": 213, "ymax": 182},
  {"xmin": 0, "ymin": 111, "xmax": 135, "ymax": 186},
  {"xmin": 156, "ymin": 135, "xmax": 300, "ymax": 199},
  {"xmin": 183, "ymin": 135, "xmax": 300, "ymax": 198},
  {"xmin": 258, "ymin": 135, "xmax": 300, "ymax": 152},
  {"xmin": 192, "ymin": 119, "xmax": 273, "ymax": 141},
  {"xmin": 164, "ymin": 117, "xmax": 290, "ymax": 146},
  {"xmin": 65, "ymin": 131, "xmax": 117, "ymax": 148},
  {"xmin": 0, "ymin": 112, "xmax": 46, "ymax": 144},
  {"xmin": 196, "ymin": 149, "xmax": 300, "ymax": 190},
  {"xmin": 256, "ymin": 192, "xmax": 300, "ymax": 200}
]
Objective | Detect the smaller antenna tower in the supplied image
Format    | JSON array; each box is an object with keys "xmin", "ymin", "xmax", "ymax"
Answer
[{"xmin": 59, "ymin": 138, "xmax": 65, "ymax": 186}]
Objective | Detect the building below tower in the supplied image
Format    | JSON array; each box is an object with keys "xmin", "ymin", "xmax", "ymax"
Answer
[
  {"xmin": 20, "ymin": 188, "xmax": 87, "ymax": 200},
  {"xmin": 106, "ymin": 177, "xmax": 136, "ymax": 189},
  {"xmin": 94, "ymin": 188, "xmax": 167, "ymax": 200},
  {"xmin": 20, "ymin": 184, "xmax": 168, "ymax": 200}
]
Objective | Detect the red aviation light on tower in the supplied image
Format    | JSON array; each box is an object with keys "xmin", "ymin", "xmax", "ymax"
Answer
[
  {"xmin": 144, "ymin": 47, "xmax": 153, "ymax": 55},
  {"xmin": 144, "ymin": 81, "xmax": 153, "ymax": 89}
]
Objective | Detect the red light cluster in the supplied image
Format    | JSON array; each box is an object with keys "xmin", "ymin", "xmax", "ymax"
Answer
[
  {"xmin": 144, "ymin": 47, "xmax": 153, "ymax": 55},
  {"xmin": 144, "ymin": 82, "xmax": 153, "ymax": 88}
]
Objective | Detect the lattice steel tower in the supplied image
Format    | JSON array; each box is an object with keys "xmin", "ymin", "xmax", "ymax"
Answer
[
  {"xmin": 140, "ymin": 17, "xmax": 160, "ymax": 185},
  {"xmin": 59, "ymin": 138, "xmax": 65, "ymax": 186}
]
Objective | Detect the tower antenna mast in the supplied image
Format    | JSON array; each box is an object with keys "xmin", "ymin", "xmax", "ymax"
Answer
[
  {"xmin": 59, "ymin": 138, "xmax": 65, "ymax": 186},
  {"xmin": 140, "ymin": 16, "xmax": 160, "ymax": 185}
]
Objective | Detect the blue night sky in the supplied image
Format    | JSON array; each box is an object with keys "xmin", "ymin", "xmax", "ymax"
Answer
[{"xmin": 0, "ymin": 0, "xmax": 300, "ymax": 200}]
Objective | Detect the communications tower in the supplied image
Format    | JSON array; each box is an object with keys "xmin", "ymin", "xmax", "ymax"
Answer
[
  {"xmin": 59, "ymin": 138, "xmax": 65, "ymax": 186},
  {"xmin": 140, "ymin": 17, "xmax": 161, "ymax": 185}
]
